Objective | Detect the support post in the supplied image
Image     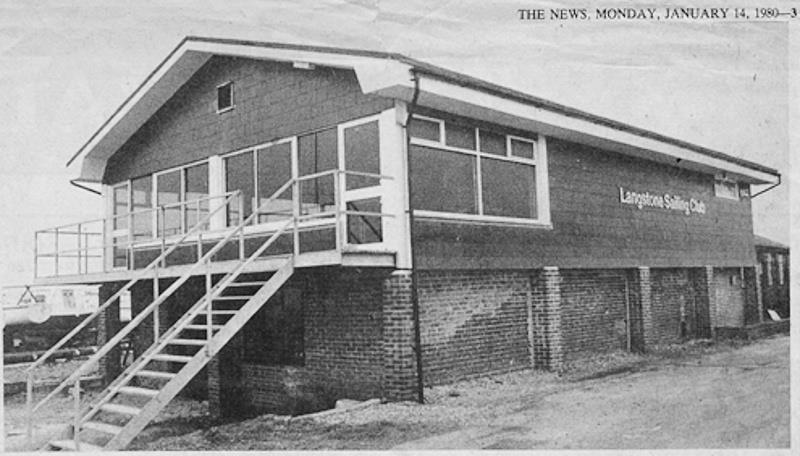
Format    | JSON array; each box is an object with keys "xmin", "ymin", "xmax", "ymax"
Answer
[{"xmin": 73, "ymin": 378, "xmax": 81, "ymax": 451}]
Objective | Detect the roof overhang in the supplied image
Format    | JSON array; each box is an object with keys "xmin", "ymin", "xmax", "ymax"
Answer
[{"xmin": 70, "ymin": 37, "xmax": 779, "ymax": 186}]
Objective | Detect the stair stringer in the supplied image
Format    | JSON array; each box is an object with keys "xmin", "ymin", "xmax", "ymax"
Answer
[{"xmin": 103, "ymin": 259, "xmax": 295, "ymax": 451}]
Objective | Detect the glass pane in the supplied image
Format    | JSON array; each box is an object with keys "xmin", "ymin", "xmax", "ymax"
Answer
[
  {"xmin": 409, "ymin": 117, "xmax": 440, "ymax": 142},
  {"xmin": 131, "ymin": 176, "xmax": 152, "ymax": 240},
  {"xmin": 157, "ymin": 170, "xmax": 182, "ymax": 236},
  {"xmin": 257, "ymin": 142, "xmax": 293, "ymax": 223},
  {"xmin": 510, "ymin": 138, "xmax": 535, "ymax": 160},
  {"xmin": 298, "ymin": 128, "xmax": 337, "ymax": 215},
  {"xmin": 344, "ymin": 120, "xmax": 380, "ymax": 190},
  {"xmin": 113, "ymin": 184, "xmax": 128, "ymax": 231},
  {"xmin": 217, "ymin": 82, "xmax": 232, "ymax": 110},
  {"xmin": 479, "ymin": 129, "xmax": 506, "ymax": 156},
  {"xmin": 481, "ymin": 158, "xmax": 537, "ymax": 218},
  {"xmin": 410, "ymin": 145, "xmax": 477, "ymax": 214},
  {"xmin": 346, "ymin": 197, "xmax": 382, "ymax": 244},
  {"xmin": 445, "ymin": 121, "xmax": 476, "ymax": 150},
  {"xmin": 225, "ymin": 152, "xmax": 254, "ymax": 226},
  {"xmin": 185, "ymin": 162, "xmax": 209, "ymax": 229}
]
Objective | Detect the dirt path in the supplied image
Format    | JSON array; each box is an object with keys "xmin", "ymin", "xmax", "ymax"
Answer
[{"xmin": 395, "ymin": 335, "xmax": 790, "ymax": 449}]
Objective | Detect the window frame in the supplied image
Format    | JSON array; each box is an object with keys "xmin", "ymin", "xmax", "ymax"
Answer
[
  {"xmin": 409, "ymin": 114, "xmax": 550, "ymax": 227},
  {"xmin": 714, "ymin": 176, "xmax": 739, "ymax": 200},
  {"xmin": 216, "ymin": 81, "xmax": 234, "ymax": 113},
  {"xmin": 147, "ymin": 157, "xmax": 211, "ymax": 238},
  {"xmin": 222, "ymin": 137, "xmax": 298, "ymax": 227}
]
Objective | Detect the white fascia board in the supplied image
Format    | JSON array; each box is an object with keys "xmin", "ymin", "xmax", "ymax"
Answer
[
  {"xmin": 373, "ymin": 77, "xmax": 777, "ymax": 185},
  {"xmin": 75, "ymin": 49, "xmax": 211, "ymax": 182}
]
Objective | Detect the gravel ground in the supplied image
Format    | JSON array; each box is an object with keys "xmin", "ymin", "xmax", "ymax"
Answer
[
  {"xmin": 133, "ymin": 337, "xmax": 765, "ymax": 451},
  {"xmin": 4, "ymin": 337, "xmax": 767, "ymax": 451}
]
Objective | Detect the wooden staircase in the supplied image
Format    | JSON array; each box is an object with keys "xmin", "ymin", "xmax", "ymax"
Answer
[{"xmin": 47, "ymin": 258, "xmax": 294, "ymax": 451}]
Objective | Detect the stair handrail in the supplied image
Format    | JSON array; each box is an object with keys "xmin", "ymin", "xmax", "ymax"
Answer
[
  {"xmin": 78, "ymin": 218, "xmax": 296, "ymax": 427},
  {"xmin": 26, "ymin": 190, "xmax": 241, "ymax": 437},
  {"xmin": 28, "ymin": 177, "xmax": 295, "ymax": 416}
]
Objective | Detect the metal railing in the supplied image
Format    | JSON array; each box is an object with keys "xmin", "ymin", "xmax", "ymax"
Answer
[
  {"xmin": 25, "ymin": 170, "xmax": 394, "ymax": 449},
  {"xmin": 35, "ymin": 170, "xmax": 394, "ymax": 278}
]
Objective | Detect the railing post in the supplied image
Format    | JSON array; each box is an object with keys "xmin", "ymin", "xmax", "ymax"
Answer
[
  {"xmin": 77, "ymin": 223, "xmax": 82, "ymax": 275},
  {"xmin": 153, "ymin": 268, "xmax": 160, "ymax": 344},
  {"xmin": 334, "ymin": 171, "xmax": 342, "ymax": 252},
  {"xmin": 292, "ymin": 181, "xmax": 300, "ymax": 256},
  {"xmin": 127, "ymin": 211, "xmax": 133, "ymax": 270},
  {"xmin": 73, "ymin": 378, "xmax": 81, "ymax": 451},
  {"xmin": 54, "ymin": 227, "xmax": 59, "ymax": 276},
  {"xmin": 26, "ymin": 371, "xmax": 33, "ymax": 446},
  {"xmin": 205, "ymin": 260, "xmax": 212, "ymax": 353},
  {"xmin": 238, "ymin": 194, "xmax": 245, "ymax": 260},
  {"xmin": 160, "ymin": 206, "xmax": 167, "ymax": 268}
]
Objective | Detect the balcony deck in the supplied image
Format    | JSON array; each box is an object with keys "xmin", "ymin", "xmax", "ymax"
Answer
[{"xmin": 33, "ymin": 247, "xmax": 396, "ymax": 286}]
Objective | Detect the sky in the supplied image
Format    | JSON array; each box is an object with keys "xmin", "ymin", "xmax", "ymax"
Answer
[{"xmin": 0, "ymin": 0, "xmax": 794, "ymax": 287}]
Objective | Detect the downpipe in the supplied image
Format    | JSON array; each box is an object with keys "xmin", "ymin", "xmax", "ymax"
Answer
[{"xmin": 403, "ymin": 70, "xmax": 424, "ymax": 404}]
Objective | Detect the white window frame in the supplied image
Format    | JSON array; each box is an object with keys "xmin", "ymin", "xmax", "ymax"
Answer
[
  {"xmin": 149, "ymin": 158, "xmax": 211, "ymax": 239},
  {"xmin": 714, "ymin": 175, "xmax": 739, "ymax": 200},
  {"xmin": 216, "ymin": 80, "xmax": 234, "ymax": 113},
  {"xmin": 409, "ymin": 114, "xmax": 551, "ymax": 227}
]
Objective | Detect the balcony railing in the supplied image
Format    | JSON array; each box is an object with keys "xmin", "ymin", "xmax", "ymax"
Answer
[{"xmin": 34, "ymin": 170, "xmax": 394, "ymax": 278}]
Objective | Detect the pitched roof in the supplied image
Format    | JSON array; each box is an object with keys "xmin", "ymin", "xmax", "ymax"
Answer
[
  {"xmin": 67, "ymin": 36, "xmax": 780, "ymax": 184},
  {"xmin": 754, "ymin": 235, "xmax": 789, "ymax": 250}
]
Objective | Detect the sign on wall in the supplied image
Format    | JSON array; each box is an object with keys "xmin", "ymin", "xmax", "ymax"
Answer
[{"xmin": 619, "ymin": 187, "xmax": 706, "ymax": 215}]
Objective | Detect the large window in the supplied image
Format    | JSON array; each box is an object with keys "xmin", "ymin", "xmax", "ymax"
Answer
[
  {"xmin": 409, "ymin": 115, "xmax": 547, "ymax": 223},
  {"xmin": 298, "ymin": 128, "xmax": 337, "ymax": 215},
  {"xmin": 225, "ymin": 152, "xmax": 255, "ymax": 225},
  {"xmin": 130, "ymin": 176, "xmax": 152, "ymax": 240},
  {"xmin": 156, "ymin": 170, "xmax": 182, "ymax": 236},
  {"xmin": 225, "ymin": 140, "xmax": 294, "ymax": 226},
  {"xmin": 256, "ymin": 142, "xmax": 293, "ymax": 223}
]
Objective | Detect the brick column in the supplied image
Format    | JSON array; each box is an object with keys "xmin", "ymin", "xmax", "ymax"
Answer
[
  {"xmin": 636, "ymin": 267, "xmax": 654, "ymax": 349},
  {"xmin": 531, "ymin": 267, "xmax": 563, "ymax": 371},
  {"xmin": 742, "ymin": 267, "xmax": 761, "ymax": 325},
  {"xmin": 97, "ymin": 282, "xmax": 122, "ymax": 384},
  {"xmin": 208, "ymin": 333, "xmax": 244, "ymax": 418},
  {"xmin": 381, "ymin": 270, "xmax": 417, "ymax": 402}
]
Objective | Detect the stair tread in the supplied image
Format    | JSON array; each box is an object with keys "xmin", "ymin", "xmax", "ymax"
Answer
[
  {"xmin": 117, "ymin": 386, "xmax": 159, "ymax": 397},
  {"xmin": 135, "ymin": 370, "xmax": 176, "ymax": 379},
  {"xmin": 183, "ymin": 324, "xmax": 223, "ymax": 330},
  {"xmin": 213, "ymin": 296, "xmax": 252, "ymax": 301},
  {"xmin": 100, "ymin": 402, "xmax": 141, "ymax": 416},
  {"xmin": 82, "ymin": 420, "xmax": 122, "ymax": 435},
  {"xmin": 167, "ymin": 338, "xmax": 208, "ymax": 346},
  {"xmin": 227, "ymin": 281, "xmax": 267, "ymax": 287},
  {"xmin": 192, "ymin": 310, "xmax": 238, "ymax": 315},
  {"xmin": 151, "ymin": 353, "xmax": 193, "ymax": 362},
  {"xmin": 49, "ymin": 439, "xmax": 103, "ymax": 452}
]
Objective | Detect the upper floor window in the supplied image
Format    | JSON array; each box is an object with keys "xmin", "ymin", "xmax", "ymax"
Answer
[
  {"xmin": 217, "ymin": 81, "xmax": 233, "ymax": 113},
  {"xmin": 714, "ymin": 176, "xmax": 738, "ymax": 200},
  {"xmin": 409, "ymin": 115, "xmax": 548, "ymax": 224}
]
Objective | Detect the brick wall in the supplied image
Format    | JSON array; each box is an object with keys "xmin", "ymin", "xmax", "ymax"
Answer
[
  {"xmin": 713, "ymin": 268, "xmax": 746, "ymax": 327},
  {"xmin": 233, "ymin": 268, "xmax": 387, "ymax": 415},
  {"xmin": 559, "ymin": 269, "xmax": 628, "ymax": 360},
  {"xmin": 649, "ymin": 268, "xmax": 693, "ymax": 345},
  {"xmin": 105, "ymin": 56, "xmax": 392, "ymax": 183},
  {"xmin": 416, "ymin": 270, "xmax": 531, "ymax": 385}
]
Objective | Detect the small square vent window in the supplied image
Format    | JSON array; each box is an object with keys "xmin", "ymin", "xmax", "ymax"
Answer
[{"xmin": 217, "ymin": 82, "xmax": 233, "ymax": 112}]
